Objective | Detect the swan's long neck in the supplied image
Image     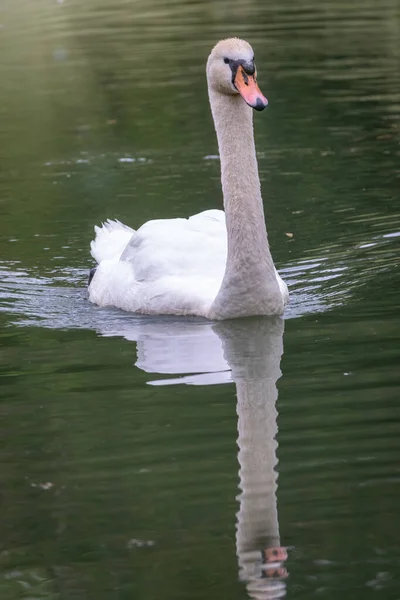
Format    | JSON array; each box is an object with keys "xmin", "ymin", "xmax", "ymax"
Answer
[{"xmin": 208, "ymin": 91, "xmax": 283, "ymax": 319}]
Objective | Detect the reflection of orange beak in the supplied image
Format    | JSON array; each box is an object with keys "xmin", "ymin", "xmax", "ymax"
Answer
[
  {"xmin": 234, "ymin": 65, "xmax": 268, "ymax": 111},
  {"xmin": 261, "ymin": 546, "xmax": 289, "ymax": 579},
  {"xmin": 263, "ymin": 547, "xmax": 288, "ymax": 562}
]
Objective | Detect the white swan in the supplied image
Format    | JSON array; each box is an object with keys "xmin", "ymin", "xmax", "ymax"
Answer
[{"xmin": 88, "ymin": 38, "xmax": 288, "ymax": 319}]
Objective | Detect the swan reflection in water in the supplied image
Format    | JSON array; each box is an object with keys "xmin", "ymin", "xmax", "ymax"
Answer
[{"xmin": 107, "ymin": 315, "xmax": 288, "ymax": 600}]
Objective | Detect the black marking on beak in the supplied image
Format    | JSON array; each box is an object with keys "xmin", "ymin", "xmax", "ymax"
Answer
[{"xmin": 224, "ymin": 57, "xmax": 256, "ymax": 84}]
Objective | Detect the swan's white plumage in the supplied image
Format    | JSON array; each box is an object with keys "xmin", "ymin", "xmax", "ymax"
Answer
[{"xmin": 89, "ymin": 209, "xmax": 230, "ymax": 317}]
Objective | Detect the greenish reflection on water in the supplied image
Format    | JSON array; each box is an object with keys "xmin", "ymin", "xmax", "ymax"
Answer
[{"xmin": 1, "ymin": 0, "xmax": 399, "ymax": 599}]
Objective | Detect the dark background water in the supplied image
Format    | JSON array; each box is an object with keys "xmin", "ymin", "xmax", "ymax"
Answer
[{"xmin": 1, "ymin": 0, "xmax": 399, "ymax": 599}]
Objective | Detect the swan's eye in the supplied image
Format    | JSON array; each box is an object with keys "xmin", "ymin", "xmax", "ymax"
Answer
[{"xmin": 223, "ymin": 57, "xmax": 230, "ymax": 64}]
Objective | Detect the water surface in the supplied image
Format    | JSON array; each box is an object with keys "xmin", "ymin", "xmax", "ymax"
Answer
[{"xmin": 1, "ymin": 1, "xmax": 399, "ymax": 599}]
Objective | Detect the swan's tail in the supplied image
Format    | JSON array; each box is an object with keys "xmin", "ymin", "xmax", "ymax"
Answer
[{"xmin": 90, "ymin": 219, "xmax": 134, "ymax": 263}]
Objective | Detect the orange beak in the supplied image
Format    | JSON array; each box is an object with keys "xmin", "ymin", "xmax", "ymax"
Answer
[{"xmin": 234, "ymin": 65, "xmax": 268, "ymax": 111}]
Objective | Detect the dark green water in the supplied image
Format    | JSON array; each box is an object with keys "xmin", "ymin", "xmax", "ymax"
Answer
[{"xmin": 1, "ymin": 0, "xmax": 399, "ymax": 599}]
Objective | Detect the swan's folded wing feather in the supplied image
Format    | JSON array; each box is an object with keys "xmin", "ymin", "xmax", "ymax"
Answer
[{"xmin": 120, "ymin": 210, "xmax": 227, "ymax": 283}]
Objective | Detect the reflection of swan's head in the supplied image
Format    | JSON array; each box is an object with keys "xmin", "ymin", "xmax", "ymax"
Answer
[{"xmin": 206, "ymin": 38, "xmax": 268, "ymax": 111}]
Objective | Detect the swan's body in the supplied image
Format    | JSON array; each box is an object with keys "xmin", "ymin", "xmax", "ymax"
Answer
[{"xmin": 89, "ymin": 38, "xmax": 288, "ymax": 319}]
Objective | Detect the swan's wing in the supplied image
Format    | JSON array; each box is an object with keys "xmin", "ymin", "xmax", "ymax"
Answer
[
  {"xmin": 120, "ymin": 209, "xmax": 227, "ymax": 283},
  {"xmin": 89, "ymin": 209, "xmax": 227, "ymax": 315}
]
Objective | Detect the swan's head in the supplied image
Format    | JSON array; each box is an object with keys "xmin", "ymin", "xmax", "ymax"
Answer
[{"xmin": 206, "ymin": 38, "xmax": 268, "ymax": 111}]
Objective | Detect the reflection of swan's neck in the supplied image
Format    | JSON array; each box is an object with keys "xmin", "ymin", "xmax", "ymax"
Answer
[
  {"xmin": 236, "ymin": 377, "xmax": 284, "ymax": 600},
  {"xmin": 214, "ymin": 317, "xmax": 286, "ymax": 600},
  {"xmin": 236, "ymin": 378, "xmax": 280, "ymax": 557},
  {"xmin": 207, "ymin": 90, "xmax": 283, "ymax": 319}
]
